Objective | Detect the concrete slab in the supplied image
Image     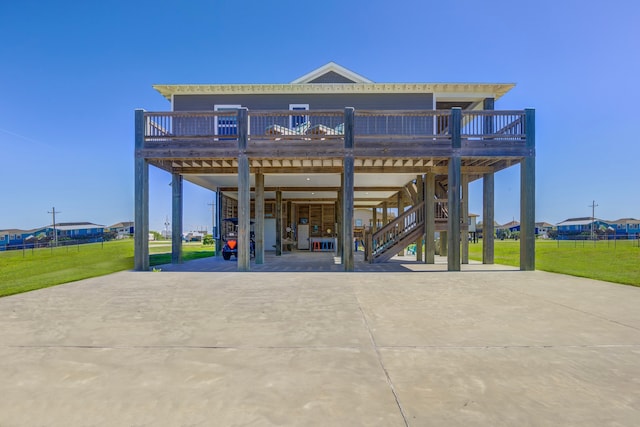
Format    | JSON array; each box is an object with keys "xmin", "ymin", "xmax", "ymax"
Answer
[{"xmin": 1, "ymin": 257, "xmax": 639, "ymax": 426}]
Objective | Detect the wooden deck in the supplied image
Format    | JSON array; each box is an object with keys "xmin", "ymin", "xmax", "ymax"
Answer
[{"xmin": 139, "ymin": 109, "xmax": 531, "ymax": 180}]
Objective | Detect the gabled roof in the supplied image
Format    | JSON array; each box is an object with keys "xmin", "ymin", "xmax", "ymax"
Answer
[
  {"xmin": 290, "ymin": 62, "xmax": 373, "ymax": 84},
  {"xmin": 535, "ymin": 222, "xmax": 554, "ymax": 228},
  {"xmin": 556, "ymin": 218, "xmax": 604, "ymax": 226},
  {"xmin": 499, "ymin": 220, "xmax": 520, "ymax": 229}
]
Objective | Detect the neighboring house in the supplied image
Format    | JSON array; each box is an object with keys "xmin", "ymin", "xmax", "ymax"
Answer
[
  {"xmin": 183, "ymin": 231, "xmax": 204, "ymax": 242},
  {"xmin": 535, "ymin": 221, "xmax": 554, "ymax": 238},
  {"xmin": 609, "ymin": 218, "xmax": 640, "ymax": 239},
  {"xmin": 0, "ymin": 222, "xmax": 104, "ymax": 250},
  {"xmin": 0, "ymin": 228, "xmax": 39, "ymax": 250},
  {"xmin": 556, "ymin": 217, "xmax": 611, "ymax": 239},
  {"xmin": 107, "ymin": 221, "xmax": 134, "ymax": 239},
  {"xmin": 136, "ymin": 62, "xmax": 536, "ymax": 271},
  {"xmin": 40, "ymin": 222, "xmax": 104, "ymax": 240}
]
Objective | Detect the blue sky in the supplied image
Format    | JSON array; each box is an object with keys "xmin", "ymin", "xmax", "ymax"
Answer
[{"xmin": 1, "ymin": 0, "xmax": 639, "ymax": 231}]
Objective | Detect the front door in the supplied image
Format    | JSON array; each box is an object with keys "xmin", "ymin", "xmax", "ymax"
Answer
[{"xmin": 297, "ymin": 224, "xmax": 310, "ymax": 250}]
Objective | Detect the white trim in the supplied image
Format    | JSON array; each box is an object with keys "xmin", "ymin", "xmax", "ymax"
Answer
[
  {"xmin": 289, "ymin": 104, "xmax": 309, "ymax": 128},
  {"xmin": 214, "ymin": 104, "xmax": 241, "ymax": 136},
  {"xmin": 154, "ymin": 83, "xmax": 514, "ymax": 101},
  {"xmin": 291, "ymin": 62, "xmax": 373, "ymax": 84}
]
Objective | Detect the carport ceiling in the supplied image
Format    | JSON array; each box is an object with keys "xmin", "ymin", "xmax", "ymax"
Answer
[{"xmin": 185, "ymin": 172, "xmax": 418, "ymax": 205}]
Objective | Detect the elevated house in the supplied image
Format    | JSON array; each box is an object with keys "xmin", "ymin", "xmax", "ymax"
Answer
[
  {"xmin": 135, "ymin": 62, "xmax": 536, "ymax": 271},
  {"xmin": 556, "ymin": 217, "xmax": 610, "ymax": 239},
  {"xmin": 1, "ymin": 222, "xmax": 104, "ymax": 250},
  {"xmin": 609, "ymin": 218, "xmax": 640, "ymax": 239}
]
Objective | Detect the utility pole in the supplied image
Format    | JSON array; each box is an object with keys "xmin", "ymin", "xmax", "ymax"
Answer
[
  {"xmin": 164, "ymin": 216, "xmax": 170, "ymax": 239},
  {"xmin": 47, "ymin": 207, "xmax": 61, "ymax": 246},
  {"xmin": 207, "ymin": 199, "xmax": 216, "ymax": 238},
  {"xmin": 588, "ymin": 200, "xmax": 598, "ymax": 240}
]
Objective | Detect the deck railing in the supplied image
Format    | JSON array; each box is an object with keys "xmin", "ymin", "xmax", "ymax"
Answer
[
  {"xmin": 461, "ymin": 110, "xmax": 526, "ymax": 140},
  {"xmin": 142, "ymin": 109, "xmax": 527, "ymax": 144}
]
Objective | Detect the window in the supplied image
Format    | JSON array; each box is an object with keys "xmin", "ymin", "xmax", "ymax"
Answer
[
  {"xmin": 214, "ymin": 105, "xmax": 242, "ymax": 138},
  {"xmin": 289, "ymin": 104, "xmax": 309, "ymax": 129}
]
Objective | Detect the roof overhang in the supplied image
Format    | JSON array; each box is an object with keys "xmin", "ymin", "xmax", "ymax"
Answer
[{"xmin": 153, "ymin": 82, "xmax": 515, "ymax": 102}]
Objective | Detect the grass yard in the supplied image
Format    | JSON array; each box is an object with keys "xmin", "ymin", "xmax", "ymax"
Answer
[
  {"xmin": 0, "ymin": 240, "xmax": 215, "ymax": 298},
  {"xmin": 468, "ymin": 239, "xmax": 640, "ymax": 287}
]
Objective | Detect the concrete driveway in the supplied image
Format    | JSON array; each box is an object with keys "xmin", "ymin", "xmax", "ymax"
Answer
[{"xmin": 1, "ymin": 255, "xmax": 639, "ymax": 426}]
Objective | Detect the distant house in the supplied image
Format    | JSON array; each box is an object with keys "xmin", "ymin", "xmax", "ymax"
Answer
[
  {"xmin": 0, "ymin": 228, "xmax": 39, "ymax": 250},
  {"xmin": 556, "ymin": 217, "xmax": 610, "ymax": 239},
  {"xmin": 107, "ymin": 221, "xmax": 134, "ymax": 239},
  {"xmin": 1, "ymin": 222, "xmax": 104, "ymax": 250},
  {"xmin": 40, "ymin": 222, "xmax": 104, "ymax": 241},
  {"xmin": 609, "ymin": 218, "xmax": 640, "ymax": 239},
  {"xmin": 535, "ymin": 221, "xmax": 554, "ymax": 237},
  {"xmin": 183, "ymin": 231, "xmax": 204, "ymax": 242}
]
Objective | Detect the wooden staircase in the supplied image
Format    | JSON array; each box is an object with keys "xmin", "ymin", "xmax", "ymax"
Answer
[{"xmin": 369, "ymin": 203, "xmax": 426, "ymax": 263}]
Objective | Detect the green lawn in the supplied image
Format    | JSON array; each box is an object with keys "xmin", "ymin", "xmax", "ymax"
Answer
[
  {"xmin": 0, "ymin": 240, "xmax": 215, "ymax": 298},
  {"xmin": 468, "ymin": 239, "xmax": 640, "ymax": 286}
]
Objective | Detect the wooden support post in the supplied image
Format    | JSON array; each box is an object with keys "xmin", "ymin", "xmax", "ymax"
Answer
[
  {"xmin": 343, "ymin": 107, "xmax": 355, "ymax": 272},
  {"xmin": 275, "ymin": 190, "xmax": 282, "ymax": 256},
  {"xmin": 255, "ymin": 173, "xmax": 265, "ymax": 264},
  {"xmin": 397, "ymin": 191, "xmax": 404, "ymax": 256},
  {"xmin": 134, "ymin": 109, "xmax": 149, "ymax": 271},
  {"xmin": 216, "ymin": 191, "xmax": 223, "ymax": 257},
  {"xmin": 372, "ymin": 207, "xmax": 378, "ymax": 232},
  {"xmin": 482, "ymin": 173, "xmax": 495, "ymax": 264},
  {"xmin": 448, "ymin": 108, "xmax": 462, "ymax": 271},
  {"xmin": 520, "ymin": 108, "xmax": 536, "ymax": 271},
  {"xmin": 237, "ymin": 108, "xmax": 250, "ymax": 271},
  {"xmin": 462, "ymin": 174, "xmax": 469, "ymax": 264},
  {"xmin": 425, "ymin": 172, "xmax": 435, "ymax": 264},
  {"xmin": 440, "ymin": 231, "xmax": 447, "ymax": 256},
  {"xmin": 337, "ymin": 183, "xmax": 343, "ymax": 259},
  {"xmin": 416, "ymin": 175, "xmax": 424, "ymax": 262},
  {"xmin": 382, "ymin": 202, "xmax": 388, "ymax": 225},
  {"xmin": 171, "ymin": 172, "xmax": 183, "ymax": 264}
]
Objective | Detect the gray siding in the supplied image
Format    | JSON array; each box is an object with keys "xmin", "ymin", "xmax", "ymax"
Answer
[
  {"xmin": 308, "ymin": 71, "xmax": 356, "ymax": 83},
  {"xmin": 173, "ymin": 93, "xmax": 434, "ymax": 111}
]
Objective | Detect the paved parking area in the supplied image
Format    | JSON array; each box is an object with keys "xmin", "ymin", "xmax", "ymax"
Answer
[{"xmin": 1, "ymin": 253, "xmax": 639, "ymax": 426}]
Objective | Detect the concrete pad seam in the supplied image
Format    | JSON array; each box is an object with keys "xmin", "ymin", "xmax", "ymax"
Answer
[
  {"xmin": 354, "ymin": 293, "xmax": 410, "ymax": 427},
  {"xmin": 497, "ymin": 285, "xmax": 640, "ymax": 332},
  {"xmin": 1, "ymin": 345, "xmax": 366, "ymax": 350},
  {"xmin": 376, "ymin": 344, "xmax": 640, "ymax": 350}
]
